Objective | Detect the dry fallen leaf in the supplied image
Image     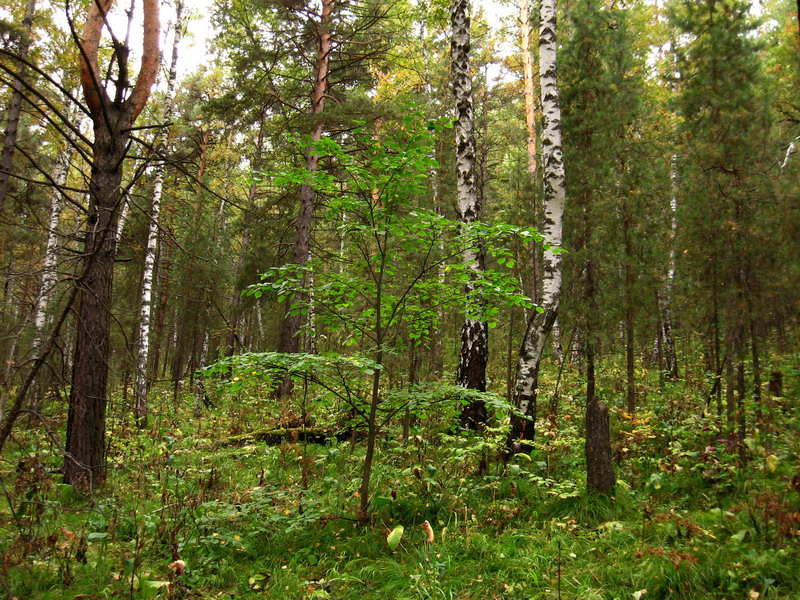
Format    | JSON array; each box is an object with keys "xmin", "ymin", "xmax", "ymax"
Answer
[
  {"xmin": 168, "ymin": 560, "xmax": 186, "ymax": 575},
  {"xmin": 421, "ymin": 520, "xmax": 435, "ymax": 544}
]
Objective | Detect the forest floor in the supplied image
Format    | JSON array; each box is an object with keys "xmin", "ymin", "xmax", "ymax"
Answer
[{"xmin": 1, "ymin": 354, "xmax": 799, "ymax": 599}]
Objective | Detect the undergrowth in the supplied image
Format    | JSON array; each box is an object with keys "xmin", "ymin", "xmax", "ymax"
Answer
[{"xmin": 1, "ymin": 354, "xmax": 798, "ymax": 599}]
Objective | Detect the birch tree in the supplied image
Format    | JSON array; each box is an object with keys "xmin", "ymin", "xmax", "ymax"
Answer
[
  {"xmin": 134, "ymin": 2, "xmax": 185, "ymax": 427},
  {"xmin": 508, "ymin": 0, "xmax": 566, "ymax": 447},
  {"xmin": 452, "ymin": 0, "xmax": 489, "ymax": 429}
]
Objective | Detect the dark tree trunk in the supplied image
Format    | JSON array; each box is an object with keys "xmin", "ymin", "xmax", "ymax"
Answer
[
  {"xmin": 64, "ymin": 0, "xmax": 160, "ymax": 488},
  {"xmin": 584, "ymin": 260, "xmax": 615, "ymax": 495},
  {"xmin": 277, "ymin": 0, "xmax": 334, "ymax": 396},
  {"xmin": 0, "ymin": 0, "xmax": 37, "ymax": 212},
  {"xmin": 585, "ymin": 392, "xmax": 615, "ymax": 494},
  {"xmin": 623, "ymin": 209, "xmax": 636, "ymax": 414},
  {"xmin": 65, "ymin": 114, "xmax": 128, "ymax": 487}
]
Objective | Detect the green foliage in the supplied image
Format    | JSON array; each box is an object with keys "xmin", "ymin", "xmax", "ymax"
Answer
[{"xmin": 3, "ymin": 353, "xmax": 800, "ymax": 598}]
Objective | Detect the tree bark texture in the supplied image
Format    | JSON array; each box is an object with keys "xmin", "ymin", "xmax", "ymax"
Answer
[
  {"xmin": 134, "ymin": 3, "xmax": 184, "ymax": 427},
  {"xmin": 585, "ymin": 394, "xmax": 615, "ymax": 494},
  {"xmin": 278, "ymin": 0, "xmax": 334, "ymax": 396},
  {"xmin": 508, "ymin": 0, "xmax": 566, "ymax": 447},
  {"xmin": 226, "ymin": 110, "xmax": 266, "ymax": 355},
  {"xmin": 658, "ymin": 145, "xmax": 679, "ymax": 380},
  {"xmin": 520, "ymin": 0, "xmax": 538, "ymax": 177},
  {"xmin": 65, "ymin": 0, "xmax": 160, "ymax": 487},
  {"xmin": 452, "ymin": 0, "xmax": 489, "ymax": 429},
  {"xmin": 33, "ymin": 97, "xmax": 82, "ymax": 347},
  {"xmin": 0, "ymin": 0, "xmax": 37, "ymax": 212}
]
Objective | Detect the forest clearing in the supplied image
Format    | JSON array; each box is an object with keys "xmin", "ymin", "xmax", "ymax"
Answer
[{"xmin": 0, "ymin": 0, "xmax": 798, "ymax": 597}]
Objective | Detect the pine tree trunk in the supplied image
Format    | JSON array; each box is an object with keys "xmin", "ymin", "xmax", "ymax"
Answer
[
  {"xmin": 66, "ymin": 117, "xmax": 129, "ymax": 486},
  {"xmin": 508, "ymin": 0, "xmax": 566, "ymax": 448},
  {"xmin": 277, "ymin": 0, "xmax": 334, "ymax": 396},
  {"xmin": 584, "ymin": 260, "xmax": 615, "ymax": 494},
  {"xmin": 65, "ymin": 0, "xmax": 160, "ymax": 488},
  {"xmin": 134, "ymin": 3, "xmax": 184, "ymax": 427},
  {"xmin": 623, "ymin": 208, "xmax": 636, "ymax": 414},
  {"xmin": 0, "ymin": 0, "xmax": 37, "ymax": 212},
  {"xmin": 226, "ymin": 111, "xmax": 265, "ymax": 355},
  {"xmin": 452, "ymin": 0, "xmax": 489, "ymax": 428}
]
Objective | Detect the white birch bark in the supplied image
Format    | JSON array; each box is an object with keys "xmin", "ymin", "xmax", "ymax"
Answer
[
  {"xmin": 134, "ymin": 3, "xmax": 185, "ymax": 425},
  {"xmin": 781, "ymin": 136, "xmax": 798, "ymax": 172},
  {"xmin": 658, "ymin": 147, "xmax": 679, "ymax": 378},
  {"xmin": 452, "ymin": 0, "xmax": 489, "ymax": 417},
  {"xmin": 658, "ymin": 44, "xmax": 679, "ymax": 379},
  {"xmin": 509, "ymin": 0, "xmax": 566, "ymax": 445},
  {"xmin": 32, "ymin": 99, "xmax": 83, "ymax": 349}
]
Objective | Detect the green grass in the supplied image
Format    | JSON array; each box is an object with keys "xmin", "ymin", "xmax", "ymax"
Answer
[{"xmin": 1, "ymin": 355, "xmax": 799, "ymax": 599}]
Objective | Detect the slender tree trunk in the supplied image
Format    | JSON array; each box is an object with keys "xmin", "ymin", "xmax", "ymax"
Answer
[
  {"xmin": 134, "ymin": 3, "xmax": 184, "ymax": 427},
  {"xmin": 28, "ymin": 96, "xmax": 82, "ymax": 416},
  {"xmin": 508, "ymin": 0, "xmax": 566, "ymax": 448},
  {"xmin": 0, "ymin": 0, "xmax": 37, "ymax": 212},
  {"xmin": 151, "ymin": 205, "xmax": 174, "ymax": 376},
  {"xmin": 33, "ymin": 97, "xmax": 82, "ymax": 347},
  {"xmin": 452, "ymin": 0, "xmax": 489, "ymax": 429},
  {"xmin": 622, "ymin": 207, "xmax": 636, "ymax": 413},
  {"xmin": 226, "ymin": 111, "xmax": 265, "ymax": 355},
  {"xmin": 65, "ymin": 0, "xmax": 160, "ymax": 488},
  {"xmin": 520, "ymin": 0, "xmax": 537, "ymax": 177},
  {"xmin": 278, "ymin": 0, "xmax": 334, "ymax": 396}
]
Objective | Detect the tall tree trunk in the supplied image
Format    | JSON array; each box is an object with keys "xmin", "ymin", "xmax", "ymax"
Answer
[
  {"xmin": 622, "ymin": 207, "xmax": 636, "ymax": 414},
  {"xmin": 508, "ymin": 0, "xmax": 566, "ymax": 448},
  {"xmin": 0, "ymin": 0, "xmax": 37, "ymax": 212},
  {"xmin": 584, "ymin": 259, "xmax": 615, "ymax": 494},
  {"xmin": 452, "ymin": 0, "xmax": 489, "ymax": 429},
  {"xmin": 226, "ymin": 111, "xmax": 266, "ymax": 355},
  {"xmin": 151, "ymin": 205, "xmax": 174, "ymax": 377},
  {"xmin": 659, "ymin": 65, "xmax": 679, "ymax": 380},
  {"xmin": 134, "ymin": 3, "xmax": 184, "ymax": 427},
  {"xmin": 28, "ymin": 95, "xmax": 83, "ymax": 416},
  {"xmin": 32, "ymin": 97, "xmax": 82, "ymax": 347},
  {"xmin": 520, "ymin": 0, "xmax": 537, "ymax": 177},
  {"xmin": 277, "ymin": 0, "xmax": 334, "ymax": 396},
  {"xmin": 65, "ymin": 0, "xmax": 160, "ymax": 488}
]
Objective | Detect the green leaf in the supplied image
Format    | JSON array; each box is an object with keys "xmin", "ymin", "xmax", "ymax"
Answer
[{"xmin": 387, "ymin": 525, "xmax": 404, "ymax": 551}]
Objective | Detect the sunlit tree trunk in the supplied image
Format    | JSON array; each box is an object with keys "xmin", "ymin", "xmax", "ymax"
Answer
[
  {"xmin": 65, "ymin": 0, "xmax": 160, "ymax": 488},
  {"xmin": 508, "ymin": 0, "xmax": 566, "ymax": 448},
  {"xmin": 134, "ymin": 3, "xmax": 184, "ymax": 427},
  {"xmin": 452, "ymin": 0, "xmax": 489, "ymax": 428}
]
